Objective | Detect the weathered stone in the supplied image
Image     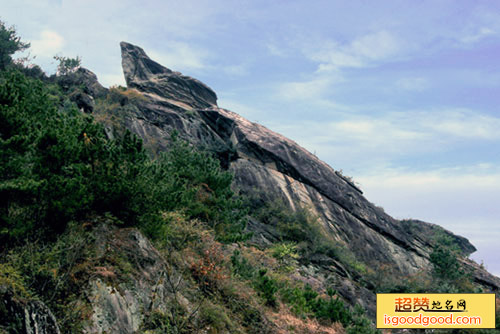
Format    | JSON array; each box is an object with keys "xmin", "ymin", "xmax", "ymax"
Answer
[
  {"xmin": 113, "ymin": 43, "xmax": 500, "ymax": 307},
  {"xmin": 0, "ymin": 286, "xmax": 61, "ymax": 334},
  {"xmin": 55, "ymin": 67, "xmax": 107, "ymax": 99},
  {"xmin": 24, "ymin": 301, "xmax": 61, "ymax": 334},
  {"xmin": 84, "ymin": 225, "xmax": 175, "ymax": 334},
  {"xmin": 121, "ymin": 42, "xmax": 217, "ymax": 109},
  {"xmin": 118, "ymin": 42, "xmax": 478, "ymax": 272},
  {"xmin": 69, "ymin": 90, "xmax": 95, "ymax": 113}
]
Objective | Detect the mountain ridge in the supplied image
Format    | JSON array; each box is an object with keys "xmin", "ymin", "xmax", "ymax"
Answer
[
  {"xmin": 111, "ymin": 41, "xmax": 500, "ymax": 315},
  {"xmin": 2, "ymin": 36, "xmax": 499, "ymax": 333}
]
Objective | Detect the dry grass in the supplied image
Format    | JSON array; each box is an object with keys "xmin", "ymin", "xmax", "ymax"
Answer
[
  {"xmin": 268, "ymin": 305, "xmax": 345, "ymax": 334},
  {"xmin": 93, "ymin": 266, "xmax": 116, "ymax": 279}
]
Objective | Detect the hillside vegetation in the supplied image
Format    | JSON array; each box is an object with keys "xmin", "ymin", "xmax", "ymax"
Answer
[{"xmin": 1, "ymin": 21, "xmax": 498, "ymax": 334}]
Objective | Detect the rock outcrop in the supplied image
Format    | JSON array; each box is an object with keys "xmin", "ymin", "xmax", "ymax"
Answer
[
  {"xmin": 121, "ymin": 42, "xmax": 217, "ymax": 110},
  {"xmin": 111, "ymin": 42, "xmax": 500, "ymax": 306},
  {"xmin": 0, "ymin": 286, "xmax": 61, "ymax": 334},
  {"xmin": 62, "ymin": 42, "xmax": 498, "ymax": 324},
  {"xmin": 55, "ymin": 67, "xmax": 107, "ymax": 113},
  {"xmin": 84, "ymin": 224, "xmax": 173, "ymax": 334}
]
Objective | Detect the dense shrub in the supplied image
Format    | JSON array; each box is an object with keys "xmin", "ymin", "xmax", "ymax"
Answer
[
  {"xmin": 281, "ymin": 285, "xmax": 352, "ymax": 327},
  {"xmin": 231, "ymin": 249, "xmax": 256, "ymax": 280},
  {"xmin": 429, "ymin": 233, "xmax": 477, "ymax": 293},
  {"xmin": 254, "ymin": 269, "xmax": 278, "ymax": 307},
  {"xmin": 0, "ymin": 67, "xmax": 248, "ymax": 246},
  {"xmin": 138, "ymin": 134, "xmax": 248, "ymax": 242},
  {"xmin": 0, "ymin": 69, "xmax": 148, "ymax": 244},
  {"xmin": 430, "ymin": 234, "xmax": 464, "ymax": 280},
  {"xmin": 346, "ymin": 305, "xmax": 379, "ymax": 334},
  {"xmin": 4, "ymin": 221, "xmax": 93, "ymax": 333}
]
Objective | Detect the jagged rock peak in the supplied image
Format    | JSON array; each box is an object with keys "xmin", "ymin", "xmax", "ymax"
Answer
[{"xmin": 120, "ymin": 41, "xmax": 217, "ymax": 109}]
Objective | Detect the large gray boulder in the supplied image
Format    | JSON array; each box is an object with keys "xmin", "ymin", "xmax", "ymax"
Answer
[{"xmin": 121, "ymin": 42, "xmax": 217, "ymax": 109}]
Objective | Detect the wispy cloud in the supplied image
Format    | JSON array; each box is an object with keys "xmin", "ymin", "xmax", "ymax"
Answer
[
  {"xmin": 276, "ymin": 77, "xmax": 338, "ymax": 100},
  {"xmin": 457, "ymin": 8, "xmax": 500, "ymax": 45},
  {"xmin": 268, "ymin": 108, "xmax": 500, "ymax": 173},
  {"xmin": 303, "ymin": 30, "xmax": 403, "ymax": 72},
  {"xmin": 425, "ymin": 110, "xmax": 500, "ymax": 140},
  {"xmin": 148, "ymin": 42, "xmax": 212, "ymax": 73},
  {"xmin": 460, "ymin": 27, "xmax": 496, "ymax": 44},
  {"xmin": 266, "ymin": 30, "xmax": 406, "ymax": 105},
  {"xmin": 395, "ymin": 77, "xmax": 429, "ymax": 92},
  {"xmin": 30, "ymin": 30, "xmax": 64, "ymax": 58},
  {"xmin": 222, "ymin": 64, "xmax": 248, "ymax": 76},
  {"xmin": 266, "ymin": 43, "xmax": 288, "ymax": 57}
]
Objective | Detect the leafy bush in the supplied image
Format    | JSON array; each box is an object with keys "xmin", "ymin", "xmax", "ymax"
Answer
[
  {"xmin": 141, "ymin": 309, "xmax": 173, "ymax": 333},
  {"xmin": 0, "ymin": 68, "xmax": 247, "ymax": 245},
  {"xmin": 270, "ymin": 242, "xmax": 299, "ymax": 266},
  {"xmin": 199, "ymin": 301, "xmax": 235, "ymax": 332},
  {"xmin": 281, "ymin": 285, "xmax": 352, "ymax": 327},
  {"xmin": 4, "ymin": 221, "xmax": 93, "ymax": 333},
  {"xmin": 138, "ymin": 134, "xmax": 249, "ymax": 242},
  {"xmin": 346, "ymin": 305, "xmax": 379, "ymax": 334},
  {"xmin": 254, "ymin": 199, "xmax": 321, "ymax": 244},
  {"xmin": 429, "ymin": 234, "xmax": 476, "ymax": 293},
  {"xmin": 231, "ymin": 249, "xmax": 256, "ymax": 280},
  {"xmin": 430, "ymin": 237, "xmax": 463, "ymax": 280},
  {"xmin": 190, "ymin": 236, "xmax": 228, "ymax": 290},
  {"xmin": 252, "ymin": 197, "xmax": 366, "ymax": 275},
  {"xmin": 0, "ymin": 69, "xmax": 148, "ymax": 243},
  {"xmin": 254, "ymin": 269, "xmax": 278, "ymax": 307},
  {"xmin": 0, "ymin": 263, "xmax": 28, "ymax": 297}
]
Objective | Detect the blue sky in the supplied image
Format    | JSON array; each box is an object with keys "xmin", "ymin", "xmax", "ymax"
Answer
[{"xmin": 2, "ymin": 0, "xmax": 499, "ymax": 275}]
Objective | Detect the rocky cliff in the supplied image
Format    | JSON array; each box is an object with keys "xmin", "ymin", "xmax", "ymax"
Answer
[
  {"xmin": 3, "ymin": 26, "xmax": 499, "ymax": 333},
  {"xmin": 7, "ymin": 42, "xmax": 495, "ymax": 333},
  {"xmin": 90, "ymin": 42, "xmax": 498, "ymax": 315}
]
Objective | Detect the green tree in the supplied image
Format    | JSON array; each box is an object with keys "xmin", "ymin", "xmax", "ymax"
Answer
[
  {"xmin": 0, "ymin": 69, "xmax": 147, "ymax": 244},
  {"xmin": 138, "ymin": 134, "xmax": 248, "ymax": 242},
  {"xmin": 430, "ymin": 244, "xmax": 462, "ymax": 280},
  {"xmin": 1, "ymin": 67, "xmax": 247, "ymax": 246},
  {"xmin": 0, "ymin": 21, "xmax": 29, "ymax": 70},
  {"xmin": 54, "ymin": 55, "xmax": 81, "ymax": 76},
  {"xmin": 429, "ymin": 234, "xmax": 475, "ymax": 293}
]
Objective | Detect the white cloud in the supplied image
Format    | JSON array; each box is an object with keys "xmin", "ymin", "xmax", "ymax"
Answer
[
  {"xmin": 148, "ymin": 42, "xmax": 211, "ymax": 72},
  {"xmin": 425, "ymin": 110, "xmax": 500, "ymax": 140},
  {"xmin": 267, "ymin": 43, "xmax": 287, "ymax": 57},
  {"xmin": 268, "ymin": 108, "xmax": 500, "ymax": 174},
  {"xmin": 460, "ymin": 27, "xmax": 496, "ymax": 44},
  {"xmin": 303, "ymin": 30, "xmax": 402, "ymax": 72},
  {"xmin": 2, "ymin": 0, "xmax": 230, "ymax": 79},
  {"xmin": 30, "ymin": 30, "xmax": 64, "ymax": 58},
  {"xmin": 358, "ymin": 166, "xmax": 500, "ymax": 191},
  {"xmin": 395, "ymin": 77, "xmax": 429, "ymax": 92},
  {"xmin": 269, "ymin": 30, "xmax": 406, "ymax": 105},
  {"xmin": 457, "ymin": 8, "xmax": 500, "ymax": 45},
  {"xmin": 350, "ymin": 30, "xmax": 400, "ymax": 60},
  {"xmin": 222, "ymin": 64, "xmax": 248, "ymax": 76},
  {"xmin": 276, "ymin": 77, "xmax": 335, "ymax": 100}
]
